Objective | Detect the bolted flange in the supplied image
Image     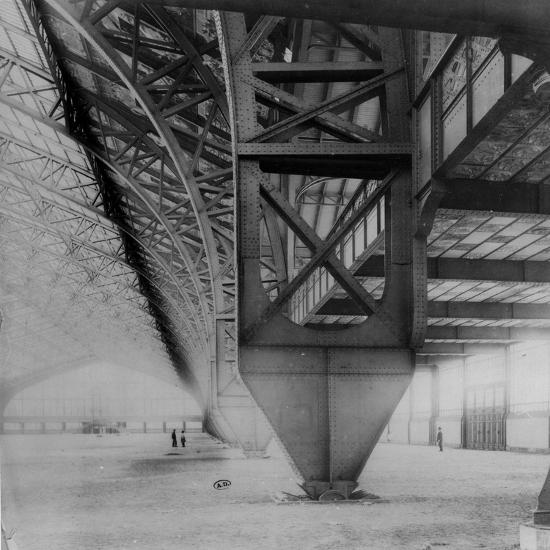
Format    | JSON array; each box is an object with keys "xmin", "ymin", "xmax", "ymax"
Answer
[{"xmin": 303, "ymin": 480, "xmax": 358, "ymax": 501}]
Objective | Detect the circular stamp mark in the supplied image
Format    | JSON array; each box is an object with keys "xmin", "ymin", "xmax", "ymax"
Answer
[{"xmin": 213, "ymin": 479, "xmax": 231, "ymax": 490}]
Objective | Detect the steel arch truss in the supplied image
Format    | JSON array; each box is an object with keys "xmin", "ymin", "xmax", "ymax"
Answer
[
  {"xmin": 19, "ymin": 0, "xmax": 248, "ymax": 415},
  {"xmin": 216, "ymin": 11, "xmax": 424, "ymax": 496},
  {"xmin": 0, "ymin": 32, "xmax": 204, "ymax": 348},
  {"xmin": 0, "ymin": 0, "xmax": 274, "ymax": 447},
  {"xmin": 34, "ymin": 0, "xmax": 236, "ymax": 323},
  {"xmin": 0, "ymin": 0, "xmax": 205, "ymax": 410}
]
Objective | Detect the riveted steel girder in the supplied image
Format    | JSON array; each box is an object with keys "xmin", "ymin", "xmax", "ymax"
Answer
[
  {"xmin": 217, "ymin": 11, "xmax": 421, "ymax": 497},
  {"xmin": 0, "ymin": 1, "xmax": 209, "ymax": 409},
  {"xmin": 177, "ymin": 0, "xmax": 550, "ymax": 42}
]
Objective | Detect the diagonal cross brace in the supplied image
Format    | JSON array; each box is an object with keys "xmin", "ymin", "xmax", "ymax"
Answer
[
  {"xmin": 249, "ymin": 67, "xmax": 404, "ymax": 144},
  {"xmin": 232, "ymin": 15, "xmax": 284, "ymax": 63},
  {"xmin": 143, "ymin": 5, "xmax": 230, "ymax": 123},
  {"xmin": 331, "ymin": 23, "xmax": 381, "ymax": 61},
  {"xmin": 258, "ymin": 180, "xmax": 398, "ymax": 334},
  {"xmin": 249, "ymin": 75, "xmax": 381, "ymax": 143}
]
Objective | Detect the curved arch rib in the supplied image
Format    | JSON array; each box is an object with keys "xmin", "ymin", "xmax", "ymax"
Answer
[{"xmin": 42, "ymin": 0, "xmax": 231, "ymax": 319}]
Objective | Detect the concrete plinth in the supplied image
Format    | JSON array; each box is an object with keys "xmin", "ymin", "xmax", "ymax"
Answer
[{"xmin": 521, "ymin": 523, "xmax": 550, "ymax": 549}]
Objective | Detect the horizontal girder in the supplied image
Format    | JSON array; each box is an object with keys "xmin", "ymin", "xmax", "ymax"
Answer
[
  {"xmin": 354, "ymin": 256, "xmax": 550, "ymax": 283},
  {"xmin": 2, "ymin": 0, "xmax": 549, "ymax": 473},
  {"xmin": 179, "ymin": 0, "xmax": 550, "ymax": 40}
]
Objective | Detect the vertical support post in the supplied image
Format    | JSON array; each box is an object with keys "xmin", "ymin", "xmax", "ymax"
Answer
[
  {"xmin": 503, "ymin": 345, "xmax": 511, "ymax": 450},
  {"xmin": 143, "ymin": 422, "xmax": 147, "ymax": 434},
  {"xmin": 207, "ymin": 318, "xmax": 272, "ymax": 453},
  {"xmin": 429, "ymin": 366, "xmax": 440, "ymax": 445},
  {"xmin": 432, "ymin": 69, "xmax": 443, "ymax": 171},
  {"xmin": 408, "ymin": 376, "xmax": 415, "ymax": 445},
  {"xmin": 465, "ymin": 37, "xmax": 473, "ymax": 133},
  {"xmin": 163, "ymin": 421, "xmax": 167, "ymax": 433},
  {"xmin": 523, "ymin": 344, "xmax": 550, "ymax": 524},
  {"xmin": 461, "ymin": 358, "xmax": 468, "ymax": 449},
  {"xmin": 0, "ymin": 392, "xmax": 10, "ymax": 436},
  {"xmin": 214, "ymin": 319, "xmax": 224, "ymax": 411}
]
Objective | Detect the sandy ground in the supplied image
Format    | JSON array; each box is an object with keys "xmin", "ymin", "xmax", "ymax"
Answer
[{"xmin": 1, "ymin": 433, "xmax": 548, "ymax": 550}]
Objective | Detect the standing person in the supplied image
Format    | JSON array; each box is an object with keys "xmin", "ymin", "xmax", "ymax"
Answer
[
  {"xmin": 436, "ymin": 426, "xmax": 443, "ymax": 452},
  {"xmin": 180, "ymin": 430, "xmax": 186, "ymax": 448},
  {"xmin": 171, "ymin": 428, "xmax": 177, "ymax": 447}
]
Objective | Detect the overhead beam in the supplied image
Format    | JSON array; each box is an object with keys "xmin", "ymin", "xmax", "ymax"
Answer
[
  {"xmin": 252, "ymin": 61, "xmax": 384, "ymax": 83},
  {"xmin": 427, "ymin": 257, "xmax": 550, "ymax": 282},
  {"xmin": 354, "ymin": 255, "xmax": 550, "ymax": 283},
  {"xmin": 239, "ymin": 142, "xmax": 411, "ymax": 178},
  {"xmin": 428, "ymin": 301, "xmax": 550, "ymax": 320},
  {"xmin": 174, "ymin": 0, "xmax": 550, "ymax": 41},
  {"xmin": 426, "ymin": 326, "xmax": 550, "ymax": 341},
  {"xmin": 238, "ymin": 143, "xmax": 412, "ymax": 156},
  {"xmin": 318, "ymin": 296, "xmax": 550, "ymax": 319},
  {"xmin": 436, "ymin": 178, "xmax": 550, "ymax": 215},
  {"xmin": 417, "ymin": 343, "xmax": 506, "ymax": 356}
]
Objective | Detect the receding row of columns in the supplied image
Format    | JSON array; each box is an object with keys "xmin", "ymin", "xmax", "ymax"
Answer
[
  {"xmin": 0, "ymin": 420, "xmax": 198, "ymax": 434},
  {"xmin": 392, "ymin": 344, "xmax": 550, "ymax": 453}
]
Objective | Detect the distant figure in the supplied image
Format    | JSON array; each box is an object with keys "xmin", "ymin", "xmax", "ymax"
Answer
[
  {"xmin": 180, "ymin": 430, "xmax": 186, "ymax": 448},
  {"xmin": 436, "ymin": 426, "xmax": 443, "ymax": 452},
  {"xmin": 171, "ymin": 429, "xmax": 177, "ymax": 448}
]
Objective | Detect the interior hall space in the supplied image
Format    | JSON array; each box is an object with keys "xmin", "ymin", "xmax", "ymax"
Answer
[
  {"xmin": 4, "ymin": 0, "xmax": 550, "ymax": 549},
  {"xmin": 390, "ymin": 342, "xmax": 550, "ymax": 453},
  {"xmin": 1, "ymin": 432, "xmax": 546, "ymax": 550}
]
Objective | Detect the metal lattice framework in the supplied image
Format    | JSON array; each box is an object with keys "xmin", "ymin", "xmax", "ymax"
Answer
[
  {"xmin": 0, "ymin": 0, "xmax": 195, "ymax": 406},
  {"xmin": 33, "ymin": 0, "xmax": 243, "ymax": 407},
  {"xmin": 5, "ymin": 0, "xmax": 550, "ymax": 483}
]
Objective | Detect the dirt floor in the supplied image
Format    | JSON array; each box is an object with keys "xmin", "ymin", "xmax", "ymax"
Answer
[{"xmin": 1, "ymin": 432, "xmax": 548, "ymax": 550}]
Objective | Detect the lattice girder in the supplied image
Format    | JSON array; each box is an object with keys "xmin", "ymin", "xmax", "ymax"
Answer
[{"xmin": 39, "ymin": 0, "xmax": 235, "ymax": 320}]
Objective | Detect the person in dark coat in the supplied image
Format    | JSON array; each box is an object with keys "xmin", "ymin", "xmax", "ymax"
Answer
[
  {"xmin": 171, "ymin": 428, "xmax": 177, "ymax": 447},
  {"xmin": 180, "ymin": 430, "xmax": 186, "ymax": 448},
  {"xmin": 436, "ymin": 426, "xmax": 443, "ymax": 452}
]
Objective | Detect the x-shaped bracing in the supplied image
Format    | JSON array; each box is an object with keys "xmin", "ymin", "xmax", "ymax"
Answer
[{"xmin": 251, "ymin": 175, "xmax": 399, "ymax": 339}]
